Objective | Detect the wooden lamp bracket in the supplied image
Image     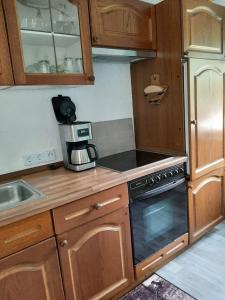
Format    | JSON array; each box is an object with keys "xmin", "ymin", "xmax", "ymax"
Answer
[{"xmin": 144, "ymin": 74, "xmax": 168, "ymax": 105}]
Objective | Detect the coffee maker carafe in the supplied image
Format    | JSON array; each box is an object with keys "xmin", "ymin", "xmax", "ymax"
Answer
[
  {"xmin": 70, "ymin": 143, "xmax": 98, "ymax": 165},
  {"xmin": 52, "ymin": 95, "xmax": 98, "ymax": 172}
]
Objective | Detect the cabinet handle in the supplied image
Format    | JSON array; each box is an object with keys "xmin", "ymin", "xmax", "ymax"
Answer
[
  {"xmin": 88, "ymin": 75, "xmax": 95, "ymax": 82},
  {"xmin": 59, "ymin": 240, "xmax": 68, "ymax": 248},
  {"xmin": 141, "ymin": 255, "xmax": 164, "ymax": 271},
  {"xmin": 94, "ymin": 196, "xmax": 121, "ymax": 210},
  {"xmin": 184, "ymin": 51, "xmax": 189, "ymax": 56},
  {"xmin": 190, "ymin": 120, "xmax": 197, "ymax": 125}
]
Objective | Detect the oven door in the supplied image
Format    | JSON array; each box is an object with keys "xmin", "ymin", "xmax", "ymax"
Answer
[{"xmin": 129, "ymin": 178, "xmax": 187, "ymax": 265}]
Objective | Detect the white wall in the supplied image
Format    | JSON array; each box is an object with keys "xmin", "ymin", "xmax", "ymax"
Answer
[{"xmin": 0, "ymin": 61, "xmax": 133, "ymax": 175}]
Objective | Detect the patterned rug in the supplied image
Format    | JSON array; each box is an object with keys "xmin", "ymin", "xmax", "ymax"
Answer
[{"xmin": 120, "ymin": 274, "xmax": 195, "ymax": 300}]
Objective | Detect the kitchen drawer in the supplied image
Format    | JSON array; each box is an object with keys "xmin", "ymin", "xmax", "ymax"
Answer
[
  {"xmin": 53, "ymin": 184, "xmax": 129, "ymax": 234},
  {"xmin": 0, "ymin": 211, "xmax": 53, "ymax": 258},
  {"xmin": 135, "ymin": 234, "xmax": 188, "ymax": 279}
]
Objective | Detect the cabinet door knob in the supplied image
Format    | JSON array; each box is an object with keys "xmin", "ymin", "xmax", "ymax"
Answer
[
  {"xmin": 93, "ymin": 36, "xmax": 99, "ymax": 43},
  {"xmin": 190, "ymin": 120, "xmax": 197, "ymax": 125},
  {"xmin": 59, "ymin": 240, "xmax": 68, "ymax": 248},
  {"xmin": 94, "ymin": 203, "xmax": 102, "ymax": 210},
  {"xmin": 88, "ymin": 75, "xmax": 95, "ymax": 82}
]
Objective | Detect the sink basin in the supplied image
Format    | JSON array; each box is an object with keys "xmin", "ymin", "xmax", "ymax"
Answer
[{"xmin": 0, "ymin": 180, "xmax": 45, "ymax": 211}]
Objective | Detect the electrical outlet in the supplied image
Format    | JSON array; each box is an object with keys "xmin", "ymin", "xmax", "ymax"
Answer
[
  {"xmin": 47, "ymin": 149, "xmax": 56, "ymax": 161},
  {"xmin": 23, "ymin": 149, "xmax": 57, "ymax": 167},
  {"xmin": 23, "ymin": 154, "xmax": 36, "ymax": 166}
]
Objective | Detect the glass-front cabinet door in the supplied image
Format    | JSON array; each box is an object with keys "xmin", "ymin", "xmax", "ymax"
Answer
[{"xmin": 2, "ymin": 0, "xmax": 93, "ymax": 85}]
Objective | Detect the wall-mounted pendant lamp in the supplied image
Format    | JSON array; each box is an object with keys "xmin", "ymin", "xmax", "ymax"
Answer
[{"xmin": 144, "ymin": 74, "xmax": 168, "ymax": 105}]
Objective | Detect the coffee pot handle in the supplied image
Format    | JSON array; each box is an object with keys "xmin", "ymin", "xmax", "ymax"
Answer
[{"xmin": 86, "ymin": 144, "xmax": 98, "ymax": 162}]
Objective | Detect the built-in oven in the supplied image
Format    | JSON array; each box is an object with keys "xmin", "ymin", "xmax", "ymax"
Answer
[{"xmin": 128, "ymin": 163, "xmax": 188, "ymax": 265}]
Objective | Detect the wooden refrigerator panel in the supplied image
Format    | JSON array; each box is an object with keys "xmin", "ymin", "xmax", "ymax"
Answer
[
  {"xmin": 131, "ymin": 0, "xmax": 185, "ymax": 154},
  {"xmin": 189, "ymin": 58, "xmax": 225, "ymax": 180},
  {"xmin": 188, "ymin": 168, "xmax": 225, "ymax": 243}
]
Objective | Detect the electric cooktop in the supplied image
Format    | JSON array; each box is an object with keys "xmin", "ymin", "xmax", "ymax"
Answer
[{"xmin": 97, "ymin": 150, "xmax": 172, "ymax": 172}]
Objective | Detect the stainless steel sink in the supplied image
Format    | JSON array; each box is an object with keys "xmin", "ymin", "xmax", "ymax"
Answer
[{"xmin": 0, "ymin": 180, "xmax": 45, "ymax": 211}]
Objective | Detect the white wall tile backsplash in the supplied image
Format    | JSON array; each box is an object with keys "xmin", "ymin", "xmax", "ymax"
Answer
[{"xmin": 0, "ymin": 61, "xmax": 133, "ymax": 175}]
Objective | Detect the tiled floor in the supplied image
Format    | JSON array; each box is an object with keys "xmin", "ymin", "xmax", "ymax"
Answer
[{"xmin": 158, "ymin": 221, "xmax": 225, "ymax": 300}]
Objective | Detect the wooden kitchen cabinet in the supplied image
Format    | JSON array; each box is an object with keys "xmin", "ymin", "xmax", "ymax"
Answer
[
  {"xmin": 188, "ymin": 168, "xmax": 225, "ymax": 244},
  {"xmin": 182, "ymin": 0, "xmax": 225, "ymax": 59},
  {"xmin": 2, "ymin": 0, "xmax": 93, "ymax": 85},
  {"xmin": 53, "ymin": 183, "xmax": 129, "ymax": 234},
  {"xmin": 0, "ymin": 211, "xmax": 53, "ymax": 259},
  {"xmin": 57, "ymin": 207, "xmax": 134, "ymax": 300},
  {"xmin": 0, "ymin": 238, "xmax": 65, "ymax": 300},
  {"xmin": 0, "ymin": 0, "xmax": 14, "ymax": 85},
  {"xmin": 189, "ymin": 58, "xmax": 225, "ymax": 180},
  {"xmin": 131, "ymin": 0, "xmax": 185, "ymax": 155},
  {"xmin": 89, "ymin": 0, "xmax": 156, "ymax": 50}
]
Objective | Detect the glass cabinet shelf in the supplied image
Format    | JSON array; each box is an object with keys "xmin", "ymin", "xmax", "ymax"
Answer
[
  {"xmin": 20, "ymin": 29, "xmax": 80, "ymax": 42},
  {"xmin": 20, "ymin": 28, "xmax": 80, "ymax": 38}
]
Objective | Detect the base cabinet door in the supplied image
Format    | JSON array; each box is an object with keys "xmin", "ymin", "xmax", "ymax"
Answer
[
  {"xmin": 57, "ymin": 207, "xmax": 134, "ymax": 300},
  {"xmin": 89, "ymin": 0, "xmax": 156, "ymax": 50},
  {"xmin": 0, "ymin": 238, "xmax": 65, "ymax": 300},
  {"xmin": 182, "ymin": 0, "xmax": 225, "ymax": 59},
  {"xmin": 188, "ymin": 168, "xmax": 225, "ymax": 244},
  {"xmin": 189, "ymin": 58, "xmax": 225, "ymax": 180}
]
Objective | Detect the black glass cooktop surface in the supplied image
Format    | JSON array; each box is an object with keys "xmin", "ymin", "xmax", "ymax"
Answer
[{"xmin": 97, "ymin": 150, "xmax": 172, "ymax": 172}]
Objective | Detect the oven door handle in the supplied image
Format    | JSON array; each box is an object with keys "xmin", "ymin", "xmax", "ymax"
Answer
[{"xmin": 132, "ymin": 178, "xmax": 186, "ymax": 201}]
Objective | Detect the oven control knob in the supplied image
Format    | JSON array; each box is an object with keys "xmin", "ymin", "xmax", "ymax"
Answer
[
  {"xmin": 179, "ymin": 167, "xmax": 184, "ymax": 173},
  {"xmin": 173, "ymin": 169, "xmax": 179, "ymax": 175},
  {"xmin": 149, "ymin": 178, "xmax": 155, "ymax": 186},
  {"xmin": 155, "ymin": 175, "xmax": 161, "ymax": 182},
  {"xmin": 168, "ymin": 171, "xmax": 173, "ymax": 177},
  {"xmin": 162, "ymin": 173, "xmax": 167, "ymax": 179}
]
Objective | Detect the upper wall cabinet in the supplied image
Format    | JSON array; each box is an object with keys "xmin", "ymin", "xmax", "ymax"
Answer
[
  {"xmin": 2, "ymin": 0, "xmax": 94, "ymax": 85},
  {"xmin": 89, "ymin": 0, "xmax": 156, "ymax": 50},
  {"xmin": 0, "ymin": 0, "xmax": 14, "ymax": 85},
  {"xmin": 182, "ymin": 0, "xmax": 225, "ymax": 59}
]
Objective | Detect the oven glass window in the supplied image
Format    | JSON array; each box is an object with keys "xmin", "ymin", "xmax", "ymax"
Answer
[{"xmin": 130, "ymin": 181, "xmax": 187, "ymax": 265}]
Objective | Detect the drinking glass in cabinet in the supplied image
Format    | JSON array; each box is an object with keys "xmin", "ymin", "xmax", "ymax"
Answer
[
  {"xmin": 16, "ymin": 0, "xmax": 51, "ymax": 32},
  {"xmin": 20, "ymin": 31, "xmax": 56, "ymax": 74},
  {"xmin": 54, "ymin": 34, "xmax": 84, "ymax": 74},
  {"xmin": 63, "ymin": 57, "xmax": 83, "ymax": 73},
  {"xmin": 51, "ymin": 0, "xmax": 80, "ymax": 35}
]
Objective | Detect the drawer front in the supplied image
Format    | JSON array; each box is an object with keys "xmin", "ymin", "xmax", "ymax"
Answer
[
  {"xmin": 53, "ymin": 184, "xmax": 129, "ymax": 234},
  {"xmin": 135, "ymin": 234, "xmax": 188, "ymax": 279},
  {"xmin": 0, "ymin": 211, "xmax": 53, "ymax": 258}
]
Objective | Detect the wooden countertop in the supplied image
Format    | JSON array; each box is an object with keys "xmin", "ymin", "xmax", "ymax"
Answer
[{"xmin": 0, "ymin": 156, "xmax": 187, "ymax": 227}]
